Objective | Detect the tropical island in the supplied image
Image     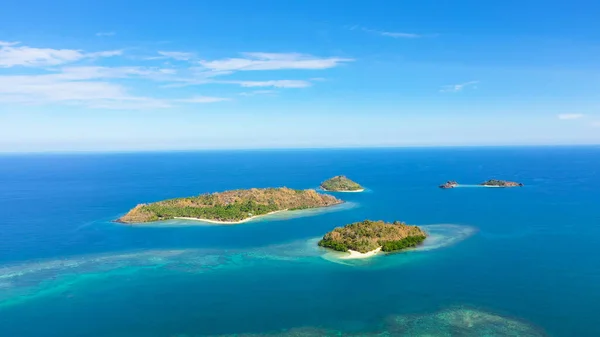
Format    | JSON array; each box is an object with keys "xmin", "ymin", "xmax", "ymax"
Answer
[
  {"xmin": 480, "ymin": 179, "xmax": 523, "ymax": 187},
  {"xmin": 318, "ymin": 220, "xmax": 427, "ymax": 258},
  {"xmin": 439, "ymin": 180, "xmax": 459, "ymax": 189},
  {"xmin": 320, "ymin": 175, "xmax": 364, "ymax": 192},
  {"xmin": 439, "ymin": 179, "xmax": 523, "ymax": 188},
  {"xmin": 117, "ymin": 187, "xmax": 343, "ymax": 224}
]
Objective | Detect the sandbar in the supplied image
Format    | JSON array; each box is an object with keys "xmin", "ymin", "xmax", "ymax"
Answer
[
  {"xmin": 321, "ymin": 188, "xmax": 365, "ymax": 193},
  {"xmin": 339, "ymin": 247, "xmax": 382, "ymax": 259}
]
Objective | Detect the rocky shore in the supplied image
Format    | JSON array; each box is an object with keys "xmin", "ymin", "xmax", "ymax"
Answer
[{"xmin": 439, "ymin": 181, "xmax": 459, "ymax": 189}]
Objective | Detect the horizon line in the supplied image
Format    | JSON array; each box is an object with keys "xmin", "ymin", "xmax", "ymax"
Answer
[{"xmin": 1, "ymin": 143, "xmax": 599, "ymax": 155}]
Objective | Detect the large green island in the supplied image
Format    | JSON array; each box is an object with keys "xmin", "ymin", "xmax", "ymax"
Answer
[
  {"xmin": 318, "ymin": 220, "xmax": 427, "ymax": 257},
  {"xmin": 117, "ymin": 187, "xmax": 343, "ymax": 224},
  {"xmin": 320, "ymin": 175, "xmax": 364, "ymax": 192}
]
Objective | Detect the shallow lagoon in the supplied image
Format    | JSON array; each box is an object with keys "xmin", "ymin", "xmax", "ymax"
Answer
[{"xmin": 0, "ymin": 224, "xmax": 476, "ymax": 307}]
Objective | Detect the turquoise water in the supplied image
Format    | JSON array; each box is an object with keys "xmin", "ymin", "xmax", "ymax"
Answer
[{"xmin": 1, "ymin": 147, "xmax": 599, "ymax": 336}]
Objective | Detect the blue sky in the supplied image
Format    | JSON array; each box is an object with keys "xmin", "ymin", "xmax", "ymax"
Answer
[{"xmin": 1, "ymin": 0, "xmax": 599, "ymax": 152}]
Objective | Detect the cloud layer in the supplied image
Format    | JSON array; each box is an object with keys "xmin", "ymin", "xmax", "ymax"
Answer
[
  {"xmin": 0, "ymin": 42, "xmax": 352, "ymax": 109},
  {"xmin": 440, "ymin": 81, "xmax": 479, "ymax": 93},
  {"xmin": 0, "ymin": 42, "xmax": 121, "ymax": 68},
  {"xmin": 348, "ymin": 26, "xmax": 425, "ymax": 39},
  {"xmin": 557, "ymin": 113, "xmax": 584, "ymax": 120},
  {"xmin": 199, "ymin": 52, "xmax": 353, "ymax": 71}
]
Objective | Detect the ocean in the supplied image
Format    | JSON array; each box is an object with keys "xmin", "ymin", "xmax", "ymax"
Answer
[{"xmin": 0, "ymin": 147, "xmax": 599, "ymax": 336}]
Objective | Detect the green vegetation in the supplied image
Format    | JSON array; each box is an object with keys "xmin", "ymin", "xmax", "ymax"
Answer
[
  {"xmin": 118, "ymin": 187, "xmax": 342, "ymax": 224},
  {"xmin": 141, "ymin": 200, "xmax": 278, "ymax": 221},
  {"xmin": 320, "ymin": 175, "xmax": 363, "ymax": 191},
  {"xmin": 318, "ymin": 220, "xmax": 427, "ymax": 253},
  {"xmin": 380, "ymin": 235, "xmax": 427, "ymax": 252}
]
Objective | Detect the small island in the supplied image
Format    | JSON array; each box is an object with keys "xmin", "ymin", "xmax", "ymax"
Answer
[
  {"xmin": 480, "ymin": 179, "xmax": 523, "ymax": 187},
  {"xmin": 117, "ymin": 187, "xmax": 343, "ymax": 224},
  {"xmin": 318, "ymin": 220, "xmax": 427, "ymax": 258},
  {"xmin": 320, "ymin": 175, "xmax": 364, "ymax": 192},
  {"xmin": 439, "ymin": 180, "xmax": 459, "ymax": 189}
]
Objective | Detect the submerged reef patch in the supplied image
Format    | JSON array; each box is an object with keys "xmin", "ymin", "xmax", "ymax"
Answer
[
  {"xmin": 0, "ymin": 224, "xmax": 475, "ymax": 307},
  {"xmin": 212, "ymin": 307, "xmax": 545, "ymax": 336}
]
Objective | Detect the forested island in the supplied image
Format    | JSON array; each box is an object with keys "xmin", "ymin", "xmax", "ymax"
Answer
[
  {"xmin": 320, "ymin": 175, "xmax": 364, "ymax": 192},
  {"xmin": 318, "ymin": 220, "xmax": 427, "ymax": 255},
  {"xmin": 117, "ymin": 187, "xmax": 343, "ymax": 224},
  {"xmin": 480, "ymin": 179, "xmax": 523, "ymax": 187}
]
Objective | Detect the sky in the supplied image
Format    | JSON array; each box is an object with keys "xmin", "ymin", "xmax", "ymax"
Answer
[{"xmin": 1, "ymin": 0, "xmax": 600, "ymax": 152}]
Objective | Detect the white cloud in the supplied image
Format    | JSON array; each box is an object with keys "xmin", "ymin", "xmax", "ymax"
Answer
[
  {"xmin": 0, "ymin": 41, "xmax": 348, "ymax": 109},
  {"xmin": 0, "ymin": 42, "xmax": 84, "ymax": 67},
  {"xmin": 158, "ymin": 51, "xmax": 194, "ymax": 61},
  {"xmin": 378, "ymin": 31, "xmax": 422, "ymax": 38},
  {"xmin": 224, "ymin": 80, "xmax": 311, "ymax": 88},
  {"xmin": 557, "ymin": 114, "xmax": 585, "ymax": 120},
  {"xmin": 199, "ymin": 52, "xmax": 353, "ymax": 71},
  {"xmin": 350, "ymin": 26, "xmax": 424, "ymax": 38},
  {"xmin": 87, "ymin": 50, "xmax": 123, "ymax": 58},
  {"xmin": 0, "ymin": 41, "xmax": 121, "ymax": 67},
  {"xmin": 86, "ymin": 97, "xmax": 173, "ymax": 110},
  {"xmin": 440, "ymin": 80, "xmax": 479, "ymax": 93},
  {"xmin": 592, "ymin": 121, "xmax": 600, "ymax": 127},
  {"xmin": 57, "ymin": 66, "xmax": 176, "ymax": 81},
  {"xmin": 176, "ymin": 96, "xmax": 230, "ymax": 103},
  {"xmin": 96, "ymin": 32, "xmax": 116, "ymax": 37},
  {"xmin": 2, "ymin": 79, "xmax": 118, "ymax": 103},
  {"xmin": 0, "ymin": 68, "xmax": 225, "ymax": 109},
  {"xmin": 239, "ymin": 90, "xmax": 277, "ymax": 96},
  {"xmin": 0, "ymin": 74, "xmax": 122, "ymax": 99},
  {"xmin": 0, "ymin": 72, "xmax": 230, "ymax": 109}
]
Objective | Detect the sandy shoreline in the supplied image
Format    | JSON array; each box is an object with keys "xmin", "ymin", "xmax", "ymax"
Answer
[
  {"xmin": 173, "ymin": 210, "xmax": 288, "ymax": 224},
  {"xmin": 339, "ymin": 247, "xmax": 382, "ymax": 259},
  {"xmin": 120, "ymin": 201, "xmax": 349, "ymax": 227},
  {"xmin": 321, "ymin": 188, "xmax": 365, "ymax": 193}
]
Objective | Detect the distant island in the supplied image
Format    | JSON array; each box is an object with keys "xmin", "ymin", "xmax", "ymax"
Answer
[
  {"xmin": 439, "ymin": 180, "xmax": 459, "ymax": 189},
  {"xmin": 439, "ymin": 179, "xmax": 523, "ymax": 189},
  {"xmin": 117, "ymin": 187, "xmax": 343, "ymax": 224},
  {"xmin": 480, "ymin": 179, "xmax": 523, "ymax": 187},
  {"xmin": 318, "ymin": 220, "xmax": 427, "ymax": 257},
  {"xmin": 320, "ymin": 175, "xmax": 364, "ymax": 192}
]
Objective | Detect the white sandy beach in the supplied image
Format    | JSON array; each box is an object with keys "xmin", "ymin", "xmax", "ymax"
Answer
[
  {"xmin": 339, "ymin": 247, "xmax": 382, "ymax": 259},
  {"xmin": 173, "ymin": 210, "xmax": 288, "ymax": 225},
  {"xmin": 128, "ymin": 202, "xmax": 353, "ymax": 227},
  {"xmin": 321, "ymin": 188, "xmax": 365, "ymax": 193}
]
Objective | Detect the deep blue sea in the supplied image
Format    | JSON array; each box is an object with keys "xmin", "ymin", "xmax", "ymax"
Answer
[{"xmin": 1, "ymin": 147, "xmax": 599, "ymax": 336}]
